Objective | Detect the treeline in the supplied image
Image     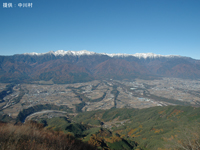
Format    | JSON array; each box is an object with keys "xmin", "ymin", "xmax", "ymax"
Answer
[
  {"xmin": 111, "ymin": 85, "xmax": 119, "ymax": 108},
  {"xmin": 16, "ymin": 104, "xmax": 72, "ymax": 122}
]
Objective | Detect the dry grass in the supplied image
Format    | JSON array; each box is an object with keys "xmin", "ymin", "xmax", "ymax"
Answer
[{"xmin": 0, "ymin": 121, "xmax": 97, "ymax": 150}]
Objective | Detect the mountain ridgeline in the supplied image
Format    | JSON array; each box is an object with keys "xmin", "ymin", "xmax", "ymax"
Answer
[{"xmin": 1, "ymin": 50, "xmax": 200, "ymax": 83}]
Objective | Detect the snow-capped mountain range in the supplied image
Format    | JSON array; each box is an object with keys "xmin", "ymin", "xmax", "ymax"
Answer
[
  {"xmin": 24, "ymin": 50, "xmax": 96, "ymax": 56},
  {"xmin": 0, "ymin": 50, "xmax": 199, "ymax": 84},
  {"xmin": 23, "ymin": 50, "xmax": 182, "ymax": 59}
]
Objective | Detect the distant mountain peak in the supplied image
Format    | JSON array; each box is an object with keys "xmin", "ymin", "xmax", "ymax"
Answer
[
  {"xmin": 132, "ymin": 53, "xmax": 181, "ymax": 59},
  {"xmin": 105, "ymin": 52, "xmax": 182, "ymax": 59},
  {"xmin": 23, "ymin": 50, "xmax": 182, "ymax": 59},
  {"xmin": 23, "ymin": 50, "xmax": 97, "ymax": 56}
]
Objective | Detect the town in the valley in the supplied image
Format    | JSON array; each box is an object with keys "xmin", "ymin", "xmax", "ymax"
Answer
[{"xmin": 1, "ymin": 77, "xmax": 200, "ymax": 119}]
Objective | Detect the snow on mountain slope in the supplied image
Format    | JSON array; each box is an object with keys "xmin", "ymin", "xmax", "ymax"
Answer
[
  {"xmin": 23, "ymin": 50, "xmax": 96, "ymax": 56},
  {"xmin": 106, "ymin": 52, "xmax": 182, "ymax": 59},
  {"xmin": 23, "ymin": 50, "xmax": 182, "ymax": 59}
]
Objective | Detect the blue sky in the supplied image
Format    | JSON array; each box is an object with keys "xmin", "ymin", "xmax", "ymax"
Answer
[{"xmin": 0, "ymin": 0, "xmax": 200, "ymax": 59}]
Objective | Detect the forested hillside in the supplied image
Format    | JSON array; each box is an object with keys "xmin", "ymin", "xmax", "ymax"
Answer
[{"xmin": 29, "ymin": 105, "xmax": 200, "ymax": 150}]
